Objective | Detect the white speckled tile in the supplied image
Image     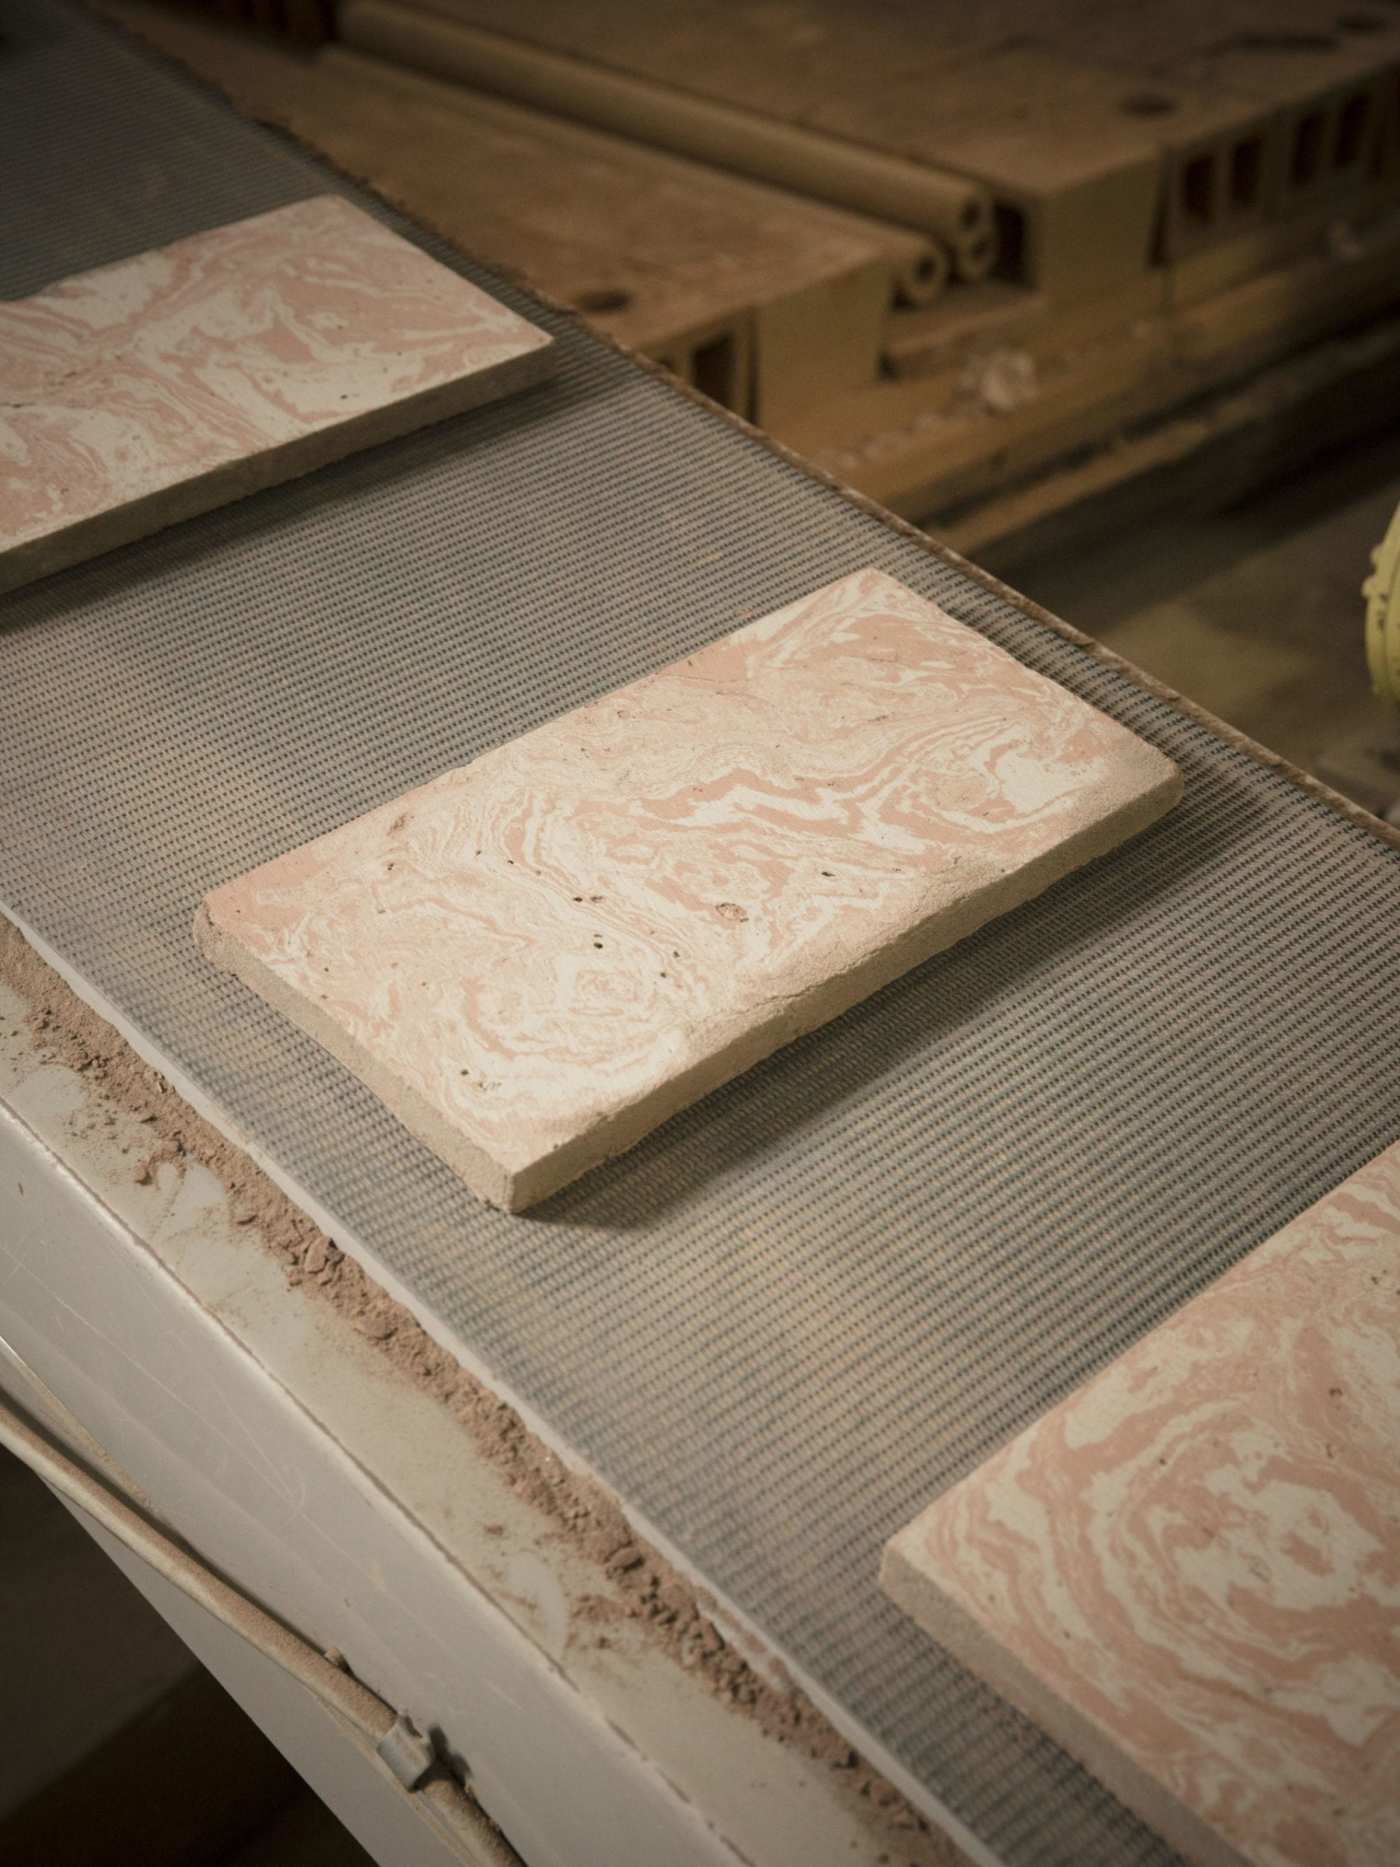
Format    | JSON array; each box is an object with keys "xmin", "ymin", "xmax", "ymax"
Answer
[
  {"xmin": 195, "ymin": 566, "xmax": 1181, "ymax": 1210},
  {"xmin": 0, "ymin": 195, "xmax": 552, "ymax": 590},
  {"xmin": 882, "ymin": 1140, "xmax": 1400, "ymax": 1867}
]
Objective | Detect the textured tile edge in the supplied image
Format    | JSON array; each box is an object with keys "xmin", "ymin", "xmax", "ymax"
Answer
[
  {"xmin": 879, "ymin": 1535, "xmax": 1248, "ymax": 1867},
  {"xmin": 2, "ymin": 345, "xmax": 553, "ymax": 596}
]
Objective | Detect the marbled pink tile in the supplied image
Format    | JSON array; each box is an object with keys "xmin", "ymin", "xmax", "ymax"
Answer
[
  {"xmin": 195, "ymin": 566, "xmax": 1180, "ymax": 1210},
  {"xmin": 0, "ymin": 196, "xmax": 552, "ymax": 590},
  {"xmin": 882, "ymin": 1142, "xmax": 1400, "ymax": 1867}
]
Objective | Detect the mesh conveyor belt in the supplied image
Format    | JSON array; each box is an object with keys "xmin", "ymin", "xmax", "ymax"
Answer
[{"xmin": 5, "ymin": 6, "xmax": 1400, "ymax": 1862}]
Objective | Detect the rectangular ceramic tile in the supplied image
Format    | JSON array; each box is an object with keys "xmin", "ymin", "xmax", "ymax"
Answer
[
  {"xmin": 195, "ymin": 567, "xmax": 1181, "ymax": 1210},
  {"xmin": 882, "ymin": 1141, "xmax": 1400, "ymax": 1867},
  {"xmin": 0, "ymin": 196, "xmax": 552, "ymax": 591}
]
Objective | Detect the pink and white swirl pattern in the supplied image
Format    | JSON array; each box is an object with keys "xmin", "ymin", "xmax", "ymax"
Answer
[
  {"xmin": 0, "ymin": 196, "xmax": 551, "ymax": 585},
  {"xmin": 884, "ymin": 1141, "xmax": 1400, "ymax": 1867},
  {"xmin": 196, "ymin": 567, "xmax": 1179, "ymax": 1209}
]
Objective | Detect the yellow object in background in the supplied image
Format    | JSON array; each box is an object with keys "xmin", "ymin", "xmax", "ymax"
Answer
[{"xmin": 1364, "ymin": 501, "xmax": 1400, "ymax": 709}]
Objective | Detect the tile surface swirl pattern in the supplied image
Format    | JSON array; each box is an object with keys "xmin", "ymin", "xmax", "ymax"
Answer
[
  {"xmin": 883, "ymin": 1140, "xmax": 1400, "ymax": 1867},
  {"xmin": 197, "ymin": 567, "xmax": 1180, "ymax": 1207},
  {"xmin": 0, "ymin": 195, "xmax": 552, "ymax": 586}
]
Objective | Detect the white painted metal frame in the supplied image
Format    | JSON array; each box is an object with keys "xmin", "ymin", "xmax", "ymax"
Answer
[
  {"xmin": 0, "ymin": 1104, "xmax": 733, "ymax": 1866},
  {"xmin": 0, "ymin": 966, "xmax": 965, "ymax": 1867}
]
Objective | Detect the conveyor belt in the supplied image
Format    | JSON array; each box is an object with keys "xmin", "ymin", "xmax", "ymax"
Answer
[{"xmin": 5, "ymin": 6, "xmax": 1400, "ymax": 1862}]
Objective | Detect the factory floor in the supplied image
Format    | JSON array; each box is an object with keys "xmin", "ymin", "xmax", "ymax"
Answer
[
  {"xmin": 999, "ymin": 425, "xmax": 1400, "ymax": 812},
  {"xmin": 3, "ymin": 426, "xmax": 1396, "ymax": 1867}
]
